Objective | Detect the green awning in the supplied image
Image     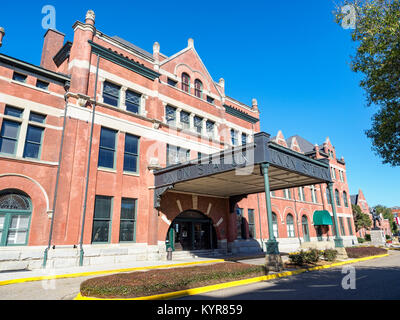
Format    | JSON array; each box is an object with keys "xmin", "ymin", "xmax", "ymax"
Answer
[{"xmin": 313, "ymin": 210, "xmax": 333, "ymax": 226}]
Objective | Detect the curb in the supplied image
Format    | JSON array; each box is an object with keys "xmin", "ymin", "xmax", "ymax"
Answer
[
  {"xmin": 75, "ymin": 253, "xmax": 389, "ymax": 301},
  {"xmin": 0, "ymin": 259, "xmax": 225, "ymax": 287}
]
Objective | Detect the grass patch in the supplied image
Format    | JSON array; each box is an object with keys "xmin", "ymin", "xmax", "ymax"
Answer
[
  {"xmin": 80, "ymin": 262, "xmax": 268, "ymax": 299},
  {"xmin": 345, "ymin": 246, "xmax": 387, "ymax": 258}
]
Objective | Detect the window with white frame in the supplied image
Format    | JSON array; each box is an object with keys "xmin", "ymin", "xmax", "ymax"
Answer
[
  {"xmin": 286, "ymin": 214, "xmax": 295, "ymax": 238},
  {"xmin": 165, "ymin": 105, "xmax": 177, "ymax": 126}
]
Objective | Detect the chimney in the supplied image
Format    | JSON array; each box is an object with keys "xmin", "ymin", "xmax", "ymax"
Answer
[
  {"xmin": 85, "ymin": 10, "xmax": 96, "ymax": 26},
  {"xmin": 153, "ymin": 42, "xmax": 160, "ymax": 60},
  {"xmin": 40, "ymin": 29, "xmax": 65, "ymax": 71},
  {"xmin": 188, "ymin": 38, "xmax": 194, "ymax": 48},
  {"xmin": 0, "ymin": 27, "xmax": 5, "ymax": 47},
  {"xmin": 252, "ymin": 98, "xmax": 259, "ymax": 112}
]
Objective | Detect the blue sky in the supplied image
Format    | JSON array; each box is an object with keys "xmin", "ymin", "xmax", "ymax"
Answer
[{"xmin": 1, "ymin": 0, "xmax": 398, "ymax": 207}]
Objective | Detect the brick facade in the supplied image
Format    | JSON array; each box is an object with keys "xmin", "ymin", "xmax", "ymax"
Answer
[{"xmin": 0, "ymin": 11, "xmax": 358, "ymax": 271}]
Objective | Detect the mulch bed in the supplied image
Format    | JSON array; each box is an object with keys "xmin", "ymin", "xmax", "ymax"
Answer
[
  {"xmin": 345, "ymin": 246, "xmax": 387, "ymax": 258},
  {"xmin": 80, "ymin": 262, "xmax": 268, "ymax": 299}
]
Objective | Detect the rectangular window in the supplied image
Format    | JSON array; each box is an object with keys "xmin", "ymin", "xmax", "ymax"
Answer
[
  {"xmin": 13, "ymin": 72, "xmax": 27, "ymax": 83},
  {"xmin": 236, "ymin": 208, "xmax": 244, "ymax": 239},
  {"xmin": 125, "ymin": 90, "xmax": 141, "ymax": 114},
  {"xmin": 29, "ymin": 112, "xmax": 46, "ymax": 124},
  {"xmin": 6, "ymin": 215, "xmax": 30, "ymax": 245},
  {"xmin": 180, "ymin": 111, "xmax": 190, "ymax": 130},
  {"xmin": 92, "ymin": 196, "xmax": 113, "ymax": 243},
  {"xmin": 119, "ymin": 198, "xmax": 137, "ymax": 242},
  {"xmin": 103, "ymin": 81, "xmax": 121, "ymax": 107},
  {"xmin": 339, "ymin": 170, "xmax": 344, "ymax": 182},
  {"xmin": 311, "ymin": 186, "xmax": 317, "ymax": 203},
  {"xmin": 4, "ymin": 106, "xmax": 23, "ymax": 118},
  {"xmin": 248, "ymin": 209, "xmax": 256, "ymax": 239},
  {"xmin": 298, "ymin": 187, "xmax": 305, "ymax": 201},
  {"xmin": 339, "ymin": 217, "xmax": 346, "ymax": 236},
  {"xmin": 206, "ymin": 96, "xmax": 214, "ymax": 104},
  {"xmin": 347, "ymin": 217, "xmax": 354, "ymax": 236},
  {"xmin": 331, "ymin": 167, "xmax": 336, "ymax": 180},
  {"xmin": 98, "ymin": 127, "xmax": 117, "ymax": 169},
  {"xmin": 23, "ymin": 125, "xmax": 44, "ymax": 159},
  {"xmin": 206, "ymin": 121, "xmax": 215, "ymax": 138},
  {"xmin": 241, "ymin": 133, "xmax": 247, "ymax": 145},
  {"xmin": 167, "ymin": 78, "xmax": 178, "ymax": 87},
  {"xmin": 123, "ymin": 134, "xmax": 139, "ymax": 173},
  {"xmin": 284, "ymin": 189, "xmax": 292, "ymax": 200},
  {"xmin": 231, "ymin": 129, "xmax": 238, "ymax": 146},
  {"xmin": 166, "ymin": 106, "xmax": 176, "ymax": 126},
  {"xmin": 0, "ymin": 120, "xmax": 20, "ymax": 155},
  {"xmin": 36, "ymin": 80, "xmax": 49, "ymax": 90},
  {"xmin": 167, "ymin": 144, "xmax": 190, "ymax": 166},
  {"xmin": 194, "ymin": 116, "xmax": 203, "ymax": 134}
]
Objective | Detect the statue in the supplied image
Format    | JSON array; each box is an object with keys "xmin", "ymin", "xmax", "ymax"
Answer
[{"xmin": 371, "ymin": 208, "xmax": 382, "ymax": 230}]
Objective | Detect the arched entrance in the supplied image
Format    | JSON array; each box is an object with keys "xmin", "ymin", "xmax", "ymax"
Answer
[
  {"xmin": 0, "ymin": 190, "xmax": 32, "ymax": 246},
  {"xmin": 166, "ymin": 211, "xmax": 217, "ymax": 251}
]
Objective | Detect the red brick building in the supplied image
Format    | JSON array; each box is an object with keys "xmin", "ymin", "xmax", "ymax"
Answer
[
  {"xmin": 0, "ymin": 10, "xmax": 357, "ymax": 271},
  {"xmin": 351, "ymin": 189, "xmax": 391, "ymax": 237}
]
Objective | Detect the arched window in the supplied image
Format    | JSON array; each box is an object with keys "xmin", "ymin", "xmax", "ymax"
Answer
[
  {"xmin": 0, "ymin": 190, "xmax": 32, "ymax": 246},
  {"xmin": 272, "ymin": 212, "xmax": 279, "ymax": 239},
  {"xmin": 194, "ymin": 79, "xmax": 203, "ymax": 99},
  {"xmin": 286, "ymin": 214, "xmax": 295, "ymax": 238},
  {"xmin": 343, "ymin": 191, "xmax": 349, "ymax": 207},
  {"xmin": 335, "ymin": 189, "xmax": 341, "ymax": 207},
  {"xmin": 181, "ymin": 73, "xmax": 190, "ymax": 93}
]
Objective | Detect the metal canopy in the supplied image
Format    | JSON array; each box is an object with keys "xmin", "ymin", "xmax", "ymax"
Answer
[{"xmin": 154, "ymin": 132, "xmax": 332, "ymax": 208}]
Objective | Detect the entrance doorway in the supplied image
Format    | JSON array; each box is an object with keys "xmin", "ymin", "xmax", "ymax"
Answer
[{"xmin": 166, "ymin": 211, "xmax": 217, "ymax": 251}]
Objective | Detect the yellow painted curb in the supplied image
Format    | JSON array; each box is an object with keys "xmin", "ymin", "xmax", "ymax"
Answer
[
  {"xmin": 75, "ymin": 253, "xmax": 389, "ymax": 301},
  {"xmin": 0, "ymin": 259, "xmax": 225, "ymax": 287}
]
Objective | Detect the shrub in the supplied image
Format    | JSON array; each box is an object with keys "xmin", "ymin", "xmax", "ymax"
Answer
[
  {"xmin": 323, "ymin": 249, "xmax": 338, "ymax": 262},
  {"xmin": 289, "ymin": 251, "xmax": 306, "ymax": 265},
  {"xmin": 289, "ymin": 249, "xmax": 321, "ymax": 266},
  {"xmin": 365, "ymin": 234, "xmax": 371, "ymax": 241},
  {"xmin": 357, "ymin": 237, "xmax": 365, "ymax": 243},
  {"xmin": 385, "ymin": 235, "xmax": 391, "ymax": 240},
  {"xmin": 304, "ymin": 248, "xmax": 321, "ymax": 264}
]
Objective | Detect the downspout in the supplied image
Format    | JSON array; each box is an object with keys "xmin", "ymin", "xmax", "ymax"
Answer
[
  {"xmin": 256, "ymin": 193, "xmax": 264, "ymax": 252},
  {"xmin": 79, "ymin": 54, "xmax": 100, "ymax": 266},
  {"xmin": 293, "ymin": 189, "xmax": 302, "ymax": 249},
  {"xmin": 42, "ymin": 81, "xmax": 70, "ymax": 268}
]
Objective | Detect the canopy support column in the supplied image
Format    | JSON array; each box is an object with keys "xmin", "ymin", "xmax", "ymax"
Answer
[
  {"xmin": 261, "ymin": 163, "xmax": 283, "ymax": 272},
  {"xmin": 327, "ymin": 182, "xmax": 344, "ymax": 248}
]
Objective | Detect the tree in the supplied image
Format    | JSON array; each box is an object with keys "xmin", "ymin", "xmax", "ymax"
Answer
[
  {"xmin": 374, "ymin": 204, "xmax": 399, "ymax": 234},
  {"xmin": 334, "ymin": 0, "xmax": 400, "ymax": 166},
  {"xmin": 352, "ymin": 204, "xmax": 372, "ymax": 231}
]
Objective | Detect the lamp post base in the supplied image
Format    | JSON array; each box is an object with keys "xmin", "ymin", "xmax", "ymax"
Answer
[
  {"xmin": 334, "ymin": 238, "xmax": 344, "ymax": 248},
  {"xmin": 265, "ymin": 240, "xmax": 283, "ymax": 272}
]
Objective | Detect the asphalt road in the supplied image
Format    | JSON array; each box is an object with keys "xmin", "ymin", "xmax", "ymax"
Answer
[
  {"xmin": 0, "ymin": 251, "xmax": 399, "ymax": 300},
  {"xmin": 180, "ymin": 250, "xmax": 400, "ymax": 300}
]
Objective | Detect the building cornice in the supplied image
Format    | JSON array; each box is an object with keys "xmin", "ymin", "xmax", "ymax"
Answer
[
  {"xmin": 88, "ymin": 40, "xmax": 160, "ymax": 81},
  {"xmin": 223, "ymin": 104, "xmax": 259, "ymax": 124}
]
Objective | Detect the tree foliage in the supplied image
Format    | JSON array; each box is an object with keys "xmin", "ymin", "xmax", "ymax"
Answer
[
  {"xmin": 334, "ymin": 0, "xmax": 400, "ymax": 166},
  {"xmin": 352, "ymin": 204, "xmax": 372, "ymax": 231},
  {"xmin": 374, "ymin": 204, "xmax": 399, "ymax": 233}
]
